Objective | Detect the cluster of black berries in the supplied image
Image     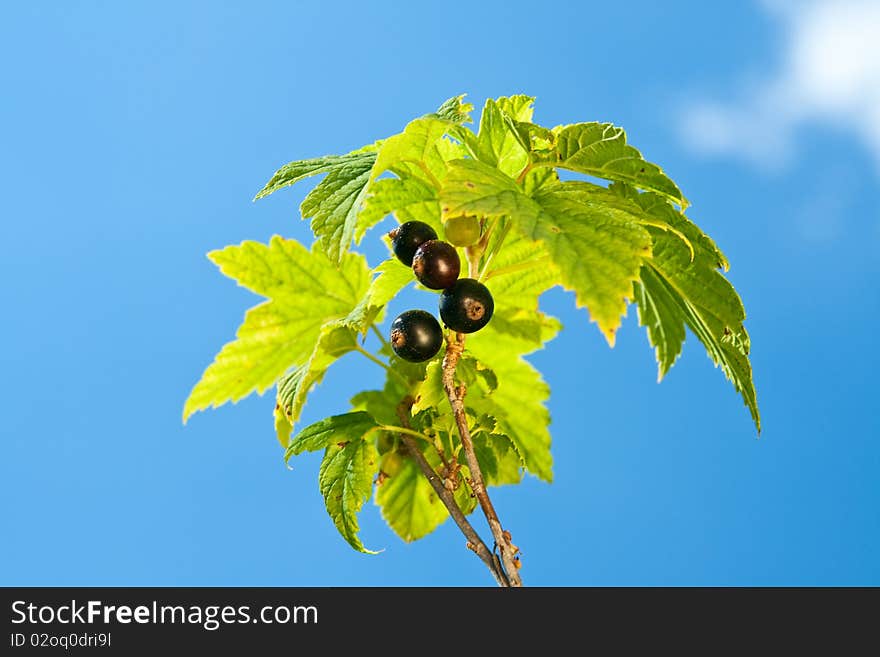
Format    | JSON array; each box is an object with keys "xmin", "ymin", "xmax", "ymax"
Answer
[{"xmin": 388, "ymin": 219, "xmax": 494, "ymax": 362}]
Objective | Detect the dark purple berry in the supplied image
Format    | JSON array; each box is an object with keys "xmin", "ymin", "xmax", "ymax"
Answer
[
  {"xmin": 412, "ymin": 240, "xmax": 460, "ymax": 290},
  {"xmin": 390, "ymin": 310, "xmax": 443, "ymax": 362},
  {"xmin": 389, "ymin": 221, "xmax": 438, "ymax": 267},
  {"xmin": 439, "ymin": 278, "xmax": 494, "ymax": 334}
]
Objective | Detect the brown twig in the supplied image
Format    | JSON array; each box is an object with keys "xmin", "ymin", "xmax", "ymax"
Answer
[
  {"xmin": 395, "ymin": 398, "xmax": 509, "ymax": 587},
  {"xmin": 441, "ymin": 333, "xmax": 523, "ymax": 587}
]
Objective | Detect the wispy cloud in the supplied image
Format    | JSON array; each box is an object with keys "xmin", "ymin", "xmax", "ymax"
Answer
[{"xmin": 681, "ymin": 1, "xmax": 880, "ymax": 171}]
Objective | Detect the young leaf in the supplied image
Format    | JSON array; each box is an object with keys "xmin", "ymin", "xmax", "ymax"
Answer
[
  {"xmin": 425, "ymin": 94, "xmax": 474, "ymax": 124},
  {"xmin": 184, "ymin": 238, "xmax": 370, "ymax": 422},
  {"xmin": 286, "ymin": 411, "xmax": 378, "ymax": 458},
  {"xmin": 319, "ymin": 438, "xmax": 380, "ymax": 553},
  {"xmin": 554, "ymin": 123, "xmax": 689, "ymax": 208},
  {"xmin": 474, "ymin": 96, "xmax": 535, "ymax": 177}
]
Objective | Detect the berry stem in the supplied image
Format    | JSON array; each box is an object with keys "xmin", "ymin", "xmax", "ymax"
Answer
[
  {"xmin": 441, "ymin": 332, "xmax": 523, "ymax": 586},
  {"xmin": 370, "ymin": 323, "xmax": 391, "ymax": 350},
  {"xmin": 370, "ymin": 424, "xmax": 433, "ymax": 444},
  {"xmin": 353, "ymin": 344, "xmax": 410, "ymax": 387}
]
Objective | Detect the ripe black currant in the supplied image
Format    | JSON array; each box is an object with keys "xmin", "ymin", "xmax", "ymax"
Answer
[
  {"xmin": 444, "ymin": 215, "xmax": 481, "ymax": 247},
  {"xmin": 439, "ymin": 278, "xmax": 494, "ymax": 333},
  {"xmin": 390, "ymin": 310, "xmax": 443, "ymax": 362},
  {"xmin": 412, "ymin": 240, "xmax": 460, "ymax": 290},
  {"xmin": 389, "ymin": 221, "xmax": 438, "ymax": 266}
]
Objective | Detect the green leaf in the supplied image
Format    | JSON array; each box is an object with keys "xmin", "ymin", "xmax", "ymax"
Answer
[
  {"xmin": 184, "ymin": 238, "xmax": 370, "ymax": 422},
  {"xmin": 553, "ymin": 122, "xmax": 689, "ymax": 208},
  {"xmin": 286, "ymin": 411, "xmax": 378, "ymax": 458},
  {"xmin": 375, "ymin": 449, "xmax": 450, "ymax": 542},
  {"xmin": 465, "ymin": 339, "xmax": 555, "ymax": 482},
  {"xmin": 372, "ymin": 117, "xmax": 453, "ymax": 184},
  {"xmin": 319, "ymin": 437, "xmax": 380, "ymax": 553},
  {"xmin": 299, "ymin": 154, "xmax": 376, "ymax": 263},
  {"xmin": 207, "ymin": 237, "xmax": 370, "ymax": 309},
  {"xmin": 471, "ymin": 431, "xmax": 523, "ymax": 486},
  {"xmin": 275, "ymin": 323, "xmax": 359, "ymax": 440},
  {"xmin": 412, "ymin": 359, "xmax": 446, "ymax": 415},
  {"xmin": 425, "ymin": 94, "xmax": 474, "ymax": 124},
  {"xmin": 475, "ymin": 96, "xmax": 534, "ymax": 177},
  {"xmin": 620, "ymin": 186, "xmax": 759, "ymax": 430},
  {"xmin": 481, "ymin": 230, "xmax": 561, "ymax": 350},
  {"xmin": 184, "ymin": 301, "xmax": 325, "ymax": 422},
  {"xmin": 254, "ymin": 144, "xmax": 380, "ymax": 263},
  {"xmin": 634, "ymin": 267, "xmax": 687, "ymax": 380},
  {"xmin": 349, "ymin": 364, "xmax": 413, "ymax": 428},
  {"xmin": 441, "ymin": 159, "xmax": 651, "ymax": 344},
  {"xmin": 274, "ymin": 405, "xmax": 292, "ymax": 449},
  {"xmin": 253, "ymin": 144, "xmax": 377, "ymax": 201},
  {"xmin": 495, "ymin": 95, "xmax": 536, "ymax": 122}
]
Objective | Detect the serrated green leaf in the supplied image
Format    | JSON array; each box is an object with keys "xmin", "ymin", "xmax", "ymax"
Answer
[
  {"xmin": 475, "ymin": 96, "xmax": 534, "ymax": 177},
  {"xmin": 620, "ymin": 186, "xmax": 759, "ymax": 430},
  {"xmin": 207, "ymin": 238, "xmax": 370, "ymax": 307},
  {"xmin": 373, "ymin": 117, "xmax": 453, "ymax": 184},
  {"xmin": 471, "ymin": 432, "xmax": 523, "ymax": 486},
  {"xmin": 184, "ymin": 239, "xmax": 370, "ymax": 422},
  {"xmin": 634, "ymin": 267, "xmax": 687, "ymax": 380},
  {"xmin": 184, "ymin": 301, "xmax": 326, "ymax": 422},
  {"xmin": 253, "ymin": 144, "xmax": 378, "ymax": 201},
  {"xmin": 319, "ymin": 437, "xmax": 380, "ymax": 553},
  {"xmin": 482, "ymin": 230, "xmax": 560, "ymax": 327},
  {"xmin": 299, "ymin": 154, "xmax": 375, "ymax": 263},
  {"xmin": 286, "ymin": 411, "xmax": 378, "ymax": 458},
  {"xmin": 553, "ymin": 122, "xmax": 688, "ymax": 208},
  {"xmin": 464, "ymin": 342, "xmax": 555, "ymax": 482},
  {"xmin": 441, "ymin": 159, "xmax": 651, "ymax": 344},
  {"xmin": 425, "ymin": 94, "xmax": 474, "ymax": 124},
  {"xmin": 253, "ymin": 145, "xmax": 379, "ymax": 264}
]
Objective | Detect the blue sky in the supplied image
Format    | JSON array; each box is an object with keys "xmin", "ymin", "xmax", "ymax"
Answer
[{"xmin": 2, "ymin": 1, "xmax": 878, "ymax": 586}]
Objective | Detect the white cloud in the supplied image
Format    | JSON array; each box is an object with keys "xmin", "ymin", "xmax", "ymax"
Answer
[{"xmin": 682, "ymin": 0, "xmax": 880, "ymax": 170}]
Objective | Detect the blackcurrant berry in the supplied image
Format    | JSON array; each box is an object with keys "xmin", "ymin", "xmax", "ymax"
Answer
[
  {"xmin": 444, "ymin": 215, "xmax": 482, "ymax": 247},
  {"xmin": 390, "ymin": 310, "xmax": 443, "ymax": 362},
  {"xmin": 389, "ymin": 221, "xmax": 438, "ymax": 267},
  {"xmin": 439, "ymin": 278, "xmax": 494, "ymax": 333},
  {"xmin": 412, "ymin": 240, "xmax": 461, "ymax": 290}
]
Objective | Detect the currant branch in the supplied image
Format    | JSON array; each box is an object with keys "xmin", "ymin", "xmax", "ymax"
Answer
[
  {"xmin": 394, "ymin": 397, "xmax": 509, "ymax": 586},
  {"xmin": 441, "ymin": 331, "xmax": 523, "ymax": 586}
]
